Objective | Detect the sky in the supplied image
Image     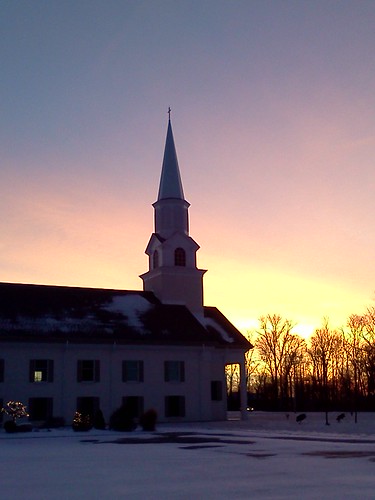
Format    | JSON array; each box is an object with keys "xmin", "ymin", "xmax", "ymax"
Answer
[{"xmin": 1, "ymin": 1, "xmax": 375, "ymax": 337}]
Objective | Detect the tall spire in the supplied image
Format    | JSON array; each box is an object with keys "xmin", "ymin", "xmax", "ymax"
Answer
[
  {"xmin": 140, "ymin": 111, "xmax": 206, "ymax": 314},
  {"xmin": 157, "ymin": 111, "xmax": 185, "ymax": 201}
]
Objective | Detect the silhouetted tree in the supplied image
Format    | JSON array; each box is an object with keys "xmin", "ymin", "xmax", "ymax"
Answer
[
  {"xmin": 342, "ymin": 314, "xmax": 366, "ymax": 421},
  {"xmin": 281, "ymin": 334, "xmax": 307, "ymax": 411},
  {"xmin": 244, "ymin": 332, "xmax": 261, "ymax": 393},
  {"xmin": 256, "ymin": 314, "xmax": 299, "ymax": 409},
  {"xmin": 225, "ymin": 363, "xmax": 240, "ymax": 395},
  {"xmin": 308, "ymin": 319, "xmax": 341, "ymax": 424},
  {"xmin": 361, "ymin": 307, "xmax": 375, "ymax": 398}
]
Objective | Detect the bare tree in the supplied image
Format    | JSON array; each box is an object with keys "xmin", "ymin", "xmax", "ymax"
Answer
[
  {"xmin": 342, "ymin": 314, "xmax": 366, "ymax": 422},
  {"xmin": 281, "ymin": 334, "xmax": 307, "ymax": 411},
  {"xmin": 308, "ymin": 319, "xmax": 341, "ymax": 425},
  {"xmin": 255, "ymin": 314, "xmax": 300, "ymax": 409},
  {"xmin": 244, "ymin": 331, "xmax": 261, "ymax": 393},
  {"xmin": 361, "ymin": 307, "xmax": 375, "ymax": 398},
  {"xmin": 225, "ymin": 363, "xmax": 240, "ymax": 396}
]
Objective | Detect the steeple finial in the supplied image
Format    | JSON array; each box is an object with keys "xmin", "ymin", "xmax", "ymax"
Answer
[{"xmin": 168, "ymin": 107, "xmax": 171, "ymax": 120}]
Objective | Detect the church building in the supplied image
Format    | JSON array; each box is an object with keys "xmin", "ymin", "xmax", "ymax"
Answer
[{"xmin": 0, "ymin": 116, "xmax": 251, "ymax": 424}]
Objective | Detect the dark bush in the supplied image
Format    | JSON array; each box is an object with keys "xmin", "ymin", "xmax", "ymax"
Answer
[
  {"xmin": 139, "ymin": 409, "xmax": 157, "ymax": 431},
  {"xmin": 4, "ymin": 420, "xmax": 17, "ymax": 433},
  {"xmin": 109, "ymin": 405, "xmax": 136, "ymax": 432},
  {"xmin": 3, "ymin": 421, "xmax": 32, "ymax": 433},
  {"xmin": 93, "ymin": 409, "xmax": 106, "ymax": 430}
]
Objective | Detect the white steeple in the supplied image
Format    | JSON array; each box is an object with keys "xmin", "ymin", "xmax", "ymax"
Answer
[{"xmin": 140, "ymin": 112, "xmax": 206, "ymax": 313}]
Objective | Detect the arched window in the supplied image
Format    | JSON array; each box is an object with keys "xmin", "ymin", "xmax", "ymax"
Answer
[
  {"xmin": 174, "ymin": 247, "xmax": 186, "ymax": 267},
  {"xmin": 153, "ymin": 250, "xmax": 159, "ymax": 269}
]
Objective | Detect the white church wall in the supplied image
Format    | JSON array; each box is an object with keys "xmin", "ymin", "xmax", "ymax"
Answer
[{"xmin": 0, "ymin": 342, "xmax": 230, "ymax": 424}]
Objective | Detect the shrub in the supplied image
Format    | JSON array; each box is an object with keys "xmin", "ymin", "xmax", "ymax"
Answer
[
  {"xmin": 3, "ymin": 421, "xmax": 32, "ymax": 433},
  {"xmin": 109, "ymin": 405, "xmax": 136, "ymax": 432},
  {"xmin": 4, "ymin": 420, "xmax": 17, "ymax": 433},
  {"xmin": 72, "ymin": 412, "xmax": 92, "ymax": 432},
  {"xmin": 1, "ymin": 401, "xmax": 29, "ymax": 423},
  {"xmin": 2, "ymin": 400, "xmax": 32, "ymax": 433},
  {"xmin": 139, "ymin": 409, "xmax": 157, "ymax": 432}
]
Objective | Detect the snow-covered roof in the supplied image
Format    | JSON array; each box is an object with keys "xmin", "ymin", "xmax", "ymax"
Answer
[
  {"xmin": 0, "ymin": 282, "xmax": 250, "ymax": 349},
  {"xmin": 202, "ymin": 307, "xmax": 252, "ymax": 348}
]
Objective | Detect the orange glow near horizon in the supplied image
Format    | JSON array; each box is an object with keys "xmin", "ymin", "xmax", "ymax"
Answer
[{"xmin": 202, "ymin": 257, "xmax": 373, "ymax": 338}]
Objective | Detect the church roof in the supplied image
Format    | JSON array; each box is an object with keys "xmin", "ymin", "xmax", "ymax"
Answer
[
  {"xmin": 0, "ymin": 282, "xmax": 250, "ymax": 349},
  {"xmin": 157, "ymin": 118, "xmax": 185, "ymax": 201}
]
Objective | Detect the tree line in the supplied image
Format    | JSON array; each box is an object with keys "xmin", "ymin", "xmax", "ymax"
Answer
[{"xmin": 227, "ymin": 307, "xmax": 375, "ymax": 417}]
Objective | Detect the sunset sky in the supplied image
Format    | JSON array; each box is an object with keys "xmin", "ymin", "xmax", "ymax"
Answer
[{"xmin": 1, "ymin": 1, "xmax": 375, "ymax": 337}]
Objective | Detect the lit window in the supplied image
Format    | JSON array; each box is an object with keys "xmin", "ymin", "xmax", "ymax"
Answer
[
  {"xmin": 174, "ymin": 248, "xmax": 186, "ymax": 267},
  {"xmin": 29, "ymin": 360, "xmax": 54, "ymax": 383}
]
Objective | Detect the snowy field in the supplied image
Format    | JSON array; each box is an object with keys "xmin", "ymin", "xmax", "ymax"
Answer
[{"xmin": 2, "ymin": 411, "xmax": 375, "ymax": 499}]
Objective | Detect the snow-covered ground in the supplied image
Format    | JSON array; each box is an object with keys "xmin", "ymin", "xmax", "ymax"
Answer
[{"xmin": 1, "ymin": 412, "xmax": 375, "ymax": 499}]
